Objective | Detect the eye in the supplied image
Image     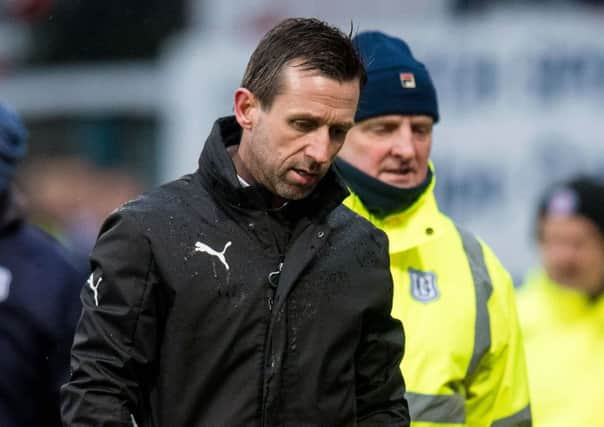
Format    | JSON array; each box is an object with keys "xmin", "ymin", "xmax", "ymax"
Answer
[
  {"xmin": 290, "ymin": 119, "xmax": 316, "ymax": 132},
  {"xmin": 413, "ymin": 125, "xmax": 432, "ymax": 139},
  {"xmin": 329, "ymin": 126, "xmax": 349, "ymax": 142},
  {"xmin": 366, "ymin": 124, "xmax": 394, "ymax": 136}
]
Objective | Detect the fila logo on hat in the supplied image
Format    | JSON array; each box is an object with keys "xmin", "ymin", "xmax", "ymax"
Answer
[{"xmin": 400, "ymin": 72, "xmax": 416, "ymax": 88}]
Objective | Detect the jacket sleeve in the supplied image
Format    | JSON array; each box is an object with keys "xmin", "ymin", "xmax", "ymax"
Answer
[
  {"xmin": 355, "ymin": 229, "xmax": 410, "ymax": 426},
  {"xmin": 465, "ymin": 245, "xmax": 532, "ymax": 427},
  {"xmin": 61, "ymin": 210, "xmax": 163, "ymax": 426}
]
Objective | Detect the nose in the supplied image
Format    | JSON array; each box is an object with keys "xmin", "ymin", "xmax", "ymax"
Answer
[
  {"xmin": 390, "ymin": 124, "xmax": 415, "ymax": 160},
  {"xmin": 304, "ymin": 129, "xmax": 332, "ymax": 166},
  {"xmin": 545, "ymin": 240, "xmax": 577, "ymax": 270}
]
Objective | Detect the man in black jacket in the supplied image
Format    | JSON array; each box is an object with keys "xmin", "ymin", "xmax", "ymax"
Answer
[{"xmin": 61, "ymin": 18, "xmax": 409, "ymax": 426}]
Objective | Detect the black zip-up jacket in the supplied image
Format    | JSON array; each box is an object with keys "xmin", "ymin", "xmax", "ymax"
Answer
[{"xmin": 61, "ymin": 117, "xmax": 409, "ymax": 426}]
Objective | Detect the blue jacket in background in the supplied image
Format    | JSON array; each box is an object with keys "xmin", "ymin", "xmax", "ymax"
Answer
[{"xmin": 0, "ymin": 189, "xmax": 84, "ymax": 427}]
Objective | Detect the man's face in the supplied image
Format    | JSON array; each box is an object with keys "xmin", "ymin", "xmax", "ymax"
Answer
[
  {"xmin": 539, "ymin": 215, "xmax": 604, "ymax": 296},
  {"xmin": 239, "ymin": 66, "xmax": 359, "ymax": 200},
  {"xmin": 338, "ymin": 114, "xmax": 433, "ymax": 189}
]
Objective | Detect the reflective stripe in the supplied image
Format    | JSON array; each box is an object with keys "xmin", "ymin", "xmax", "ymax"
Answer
[
  {"xmin": 492, "ymin": 405, "xmax": 533, "ymax": 427},
  {"xmin": 457, "ymin": 226, "xmax": 493, "ymax": 378},
  {"xmin": 406, "ymin": 392, "xmax": 466, "ymax": 423}
]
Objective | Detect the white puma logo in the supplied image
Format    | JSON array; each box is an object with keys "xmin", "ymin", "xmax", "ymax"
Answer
[
  {"xmin": 194, "ymin": 241, "xmax": 232, "ymax": 271},
  {"xmin": 87, "ymin": 273, "xmax": 103, "ymax": 307}
]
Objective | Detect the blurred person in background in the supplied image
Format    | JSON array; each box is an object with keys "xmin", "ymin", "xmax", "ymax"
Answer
[
  {"xmin": 61, "ymin": 18, "xmax": 409, "ymax": 426},
  {"xmin": 336, "ymin": 31, "xmax": 532, "ymax": 426},
  {"xmin": 0, "ymin": 103, "xmax": 84, "ymax": 427},
  {"xmin": 19, "ymin": 156, "xmax": 143, "ymax": 272},
  {"xmin": 517, "ymin": 176, "xmax": 604, "ymax": 426}
]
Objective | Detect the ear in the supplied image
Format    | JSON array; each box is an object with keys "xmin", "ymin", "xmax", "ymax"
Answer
[{"xmin": 234, "ymin": 88, "xmax": 259, "ymax": 130}]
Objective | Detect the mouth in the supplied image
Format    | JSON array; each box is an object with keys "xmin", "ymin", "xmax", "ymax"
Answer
[
  {"xmin": 382, "ymin": 168, "xmax": 415, "ymax": 179},
  {"xmin": 385, "ymin": 164, "xmax": 414, "ymax": 174},
  {"xmin": 291, "ymin": 168, "xmax": 319, "ymax": 186},
  {"xmin": 379, "ymin": 166, "xmax": 420, "ymax": 188}
]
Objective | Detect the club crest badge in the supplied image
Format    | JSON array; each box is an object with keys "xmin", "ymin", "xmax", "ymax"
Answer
[{"xmin": 409, "ymin": 268, "xmax": 439, "ymax": 303}]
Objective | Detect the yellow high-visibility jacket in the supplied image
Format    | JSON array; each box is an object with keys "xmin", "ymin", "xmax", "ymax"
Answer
[
  {"xmin": 343, "ymin": 177, "xmax": 531, "ymax": 427},
  {"xmin": 517, "ymin": 270, "xmax": 604, "ymax": 427}
]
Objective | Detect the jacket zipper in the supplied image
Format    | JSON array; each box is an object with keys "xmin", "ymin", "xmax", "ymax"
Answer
[
  {"xmin": 262, "ymin": 259, "xmax": 284, "ymax": 426},
  {"xmin": 266, "ymin": 261, "xmax": 283, "ymax": 312}
]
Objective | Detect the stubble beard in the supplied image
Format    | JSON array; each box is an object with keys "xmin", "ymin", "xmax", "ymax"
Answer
[
  {"xmin": 247, "ymin": 125, "xmax": 320, "ymax": 201},
  {"xmin": 273, "ymin": 177, "xmax": 315, "ymax": 200}
]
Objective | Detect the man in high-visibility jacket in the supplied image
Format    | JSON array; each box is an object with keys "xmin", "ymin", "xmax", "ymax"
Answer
[
  {"xmin": 517, "ymin": 177, "xmax": 604, "ymax": 427},
  {"xmin": 336, "ymin": 31, "xmax": 532, "ymax": 426}
]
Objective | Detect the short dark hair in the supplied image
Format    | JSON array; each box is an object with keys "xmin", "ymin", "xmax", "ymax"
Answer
[{"xmin": 241, "ymin": 18, "xmax": 367, "ymax": 108}]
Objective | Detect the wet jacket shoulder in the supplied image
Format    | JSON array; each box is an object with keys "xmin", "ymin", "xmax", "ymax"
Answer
[
  {"xmin": 0, "ymin": 189, "xmax": 84, "ymax": 427},
  {"xmin": 61, "ymin": 116, "xmax": 409, "ymax": 427}
]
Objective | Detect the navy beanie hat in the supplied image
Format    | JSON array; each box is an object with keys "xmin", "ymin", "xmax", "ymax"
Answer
[
  {"xmin": 353, "ymin": 31, "xmax": 439, "ymax": 123},
  {"xmin": 0, "ymin": 103, "xmax": 28, "ymax": 192},
  {"xmin": 538, "ymin": 176, "xmax": 604, "ymax": 237}
]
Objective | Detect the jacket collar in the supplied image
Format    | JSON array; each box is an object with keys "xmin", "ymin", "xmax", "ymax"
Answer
[
  {"xmin": 197, "ymin": 116, "xmax": 349, "ymax": 221},
  {"xmin": 343, "ymin": 163, "xmax": 448, "ymax": 253}
]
